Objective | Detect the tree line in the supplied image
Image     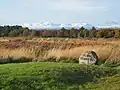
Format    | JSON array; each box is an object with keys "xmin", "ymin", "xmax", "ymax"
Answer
[{"xmin": 0, "ymin": 25, "xmax": 120, "ymax": 38}]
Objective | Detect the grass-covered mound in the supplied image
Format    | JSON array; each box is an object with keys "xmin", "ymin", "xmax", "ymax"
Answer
[{"xmin": 0, "ymin": 62, "xmax": 119, "ymax": 90}]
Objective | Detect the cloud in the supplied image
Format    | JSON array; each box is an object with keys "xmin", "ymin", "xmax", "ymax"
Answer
[
  {"xmin": 105, "ymin": 20, "xmax": 119, "ymax": 25},
  {"xmin": 11, "ymin": 0, "xmax": 108, "ymax": 11},
  {"xmin": 48, "ymin": 0, "xmax": 108, "ymax": 11},
  {"xmin": 1, "ymin": 0, "xmax": 119, "ymax": 25}
]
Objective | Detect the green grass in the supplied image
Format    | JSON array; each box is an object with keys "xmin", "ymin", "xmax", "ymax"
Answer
[
  {"xmin": 84, "ymin": 75, "xmax": 120, "ymax": 90},
  {"xmin": 0, "ymin": 62, "xmax": 119, "ymax": 90}
]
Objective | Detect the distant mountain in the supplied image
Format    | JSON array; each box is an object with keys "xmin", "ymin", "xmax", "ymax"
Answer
[
  {"xmin": 97, "ymin": 25, "xmax": 120, "ymax": 29},
  {"xmin": 71, "ymin": 23, "xmax": 93, "ymax": 30},
  {"xmin": 23, "ymin": 22, "xmax": 94, "ymax": 30},
  {"xmin": 2, "ymin": 21, "xmax": 120, "ymax": 30}
]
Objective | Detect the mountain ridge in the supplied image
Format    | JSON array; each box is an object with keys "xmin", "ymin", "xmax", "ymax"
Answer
[
  {"xmin": 23, "ymin": 22, "xmax": 94, "ymax": 30},
  {"xmin": 1, "ymin": 21, "xmax": 120, "ymax": 30}
]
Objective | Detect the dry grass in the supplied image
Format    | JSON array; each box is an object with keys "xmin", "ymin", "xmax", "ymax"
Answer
[
  {"xmin": 0, "ymin": 37, "xmax": 120, "ymax": 62},
  {"xmin": 47, "ymin": 45, "xmax": 115, "ymax": 60},
  {"xmin": 0, "ymin": 48, "xmax": 32, "ymax": 58}
]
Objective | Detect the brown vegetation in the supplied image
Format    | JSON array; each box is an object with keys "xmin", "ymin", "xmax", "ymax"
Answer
[{"xmin": 0, "ymin": 37, "xmax": 120, "ymax": 63}]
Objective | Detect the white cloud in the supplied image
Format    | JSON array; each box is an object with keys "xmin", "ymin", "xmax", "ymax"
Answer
[
  {"xmin": 13, "ymin": 0, "xmax": 108, "ymax": 11},
  {"xmin": 48, "ymin": 0, "xmax": 108, "ymax": 11}
]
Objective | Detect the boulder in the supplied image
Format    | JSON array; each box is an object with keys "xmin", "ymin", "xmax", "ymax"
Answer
[{"xmin": 79, "ymin": 51, "xmax": 99, "ymax": 65}]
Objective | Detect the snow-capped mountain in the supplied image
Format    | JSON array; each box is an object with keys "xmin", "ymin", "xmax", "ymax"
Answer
[
  {"xmin": 2, "ymin": 21, "xmax": 120, "ymax": 30},
  {"xmin": 60, "ymin": 24, "xmax": 72, "ymax": 29},
  {"xmin": 23, "ymin": 22, "xmax": 94, "ymax": 30},
  {"xmin": 23, "ymin": 21, "xmax": 120, "ymax": 30},
  {"xmin": 71, "ymin": 23, "xmax": 93, "ymax": 30},
  {"xmin": 97, "ymin": 25, "xmax": 120, "ymax": 29}
]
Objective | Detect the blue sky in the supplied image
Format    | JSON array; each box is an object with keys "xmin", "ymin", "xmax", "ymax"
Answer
[{"xmin": 0, "ymin": 0, "xmax": 119, "ymax": 25}]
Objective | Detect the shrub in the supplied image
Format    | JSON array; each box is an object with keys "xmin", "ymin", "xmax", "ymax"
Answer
[{"xmin": 0, "ymin": 56, "xmax": 32, "ymax": 64}]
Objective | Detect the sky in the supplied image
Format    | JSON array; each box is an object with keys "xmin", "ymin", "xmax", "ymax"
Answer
[{"xmin": 0, "ymin": 0, "xmax": 120, "ymax": 26}]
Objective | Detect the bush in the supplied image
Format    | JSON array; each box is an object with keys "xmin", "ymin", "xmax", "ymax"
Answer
[
  {"xmin": 0, "ymin": 56, "xmax": 32, "ymax": 64},
  {"xmin": 33, "ymin": 56, "xmax": 79, "ymax": 63}
]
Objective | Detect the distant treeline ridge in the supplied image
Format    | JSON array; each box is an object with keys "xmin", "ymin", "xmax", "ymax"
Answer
[{"xmin": 0, "ymin": 25, "xmax": 120, "ymax": 38}]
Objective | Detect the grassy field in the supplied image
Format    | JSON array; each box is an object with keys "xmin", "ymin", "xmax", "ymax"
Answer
[
  {"xmin": 0, "ymin": 62, "xmax": 120, "ymax": 90},
  {"xmin": 0, "ymin": 37, "xmax": 120, "ymax": 90}
]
